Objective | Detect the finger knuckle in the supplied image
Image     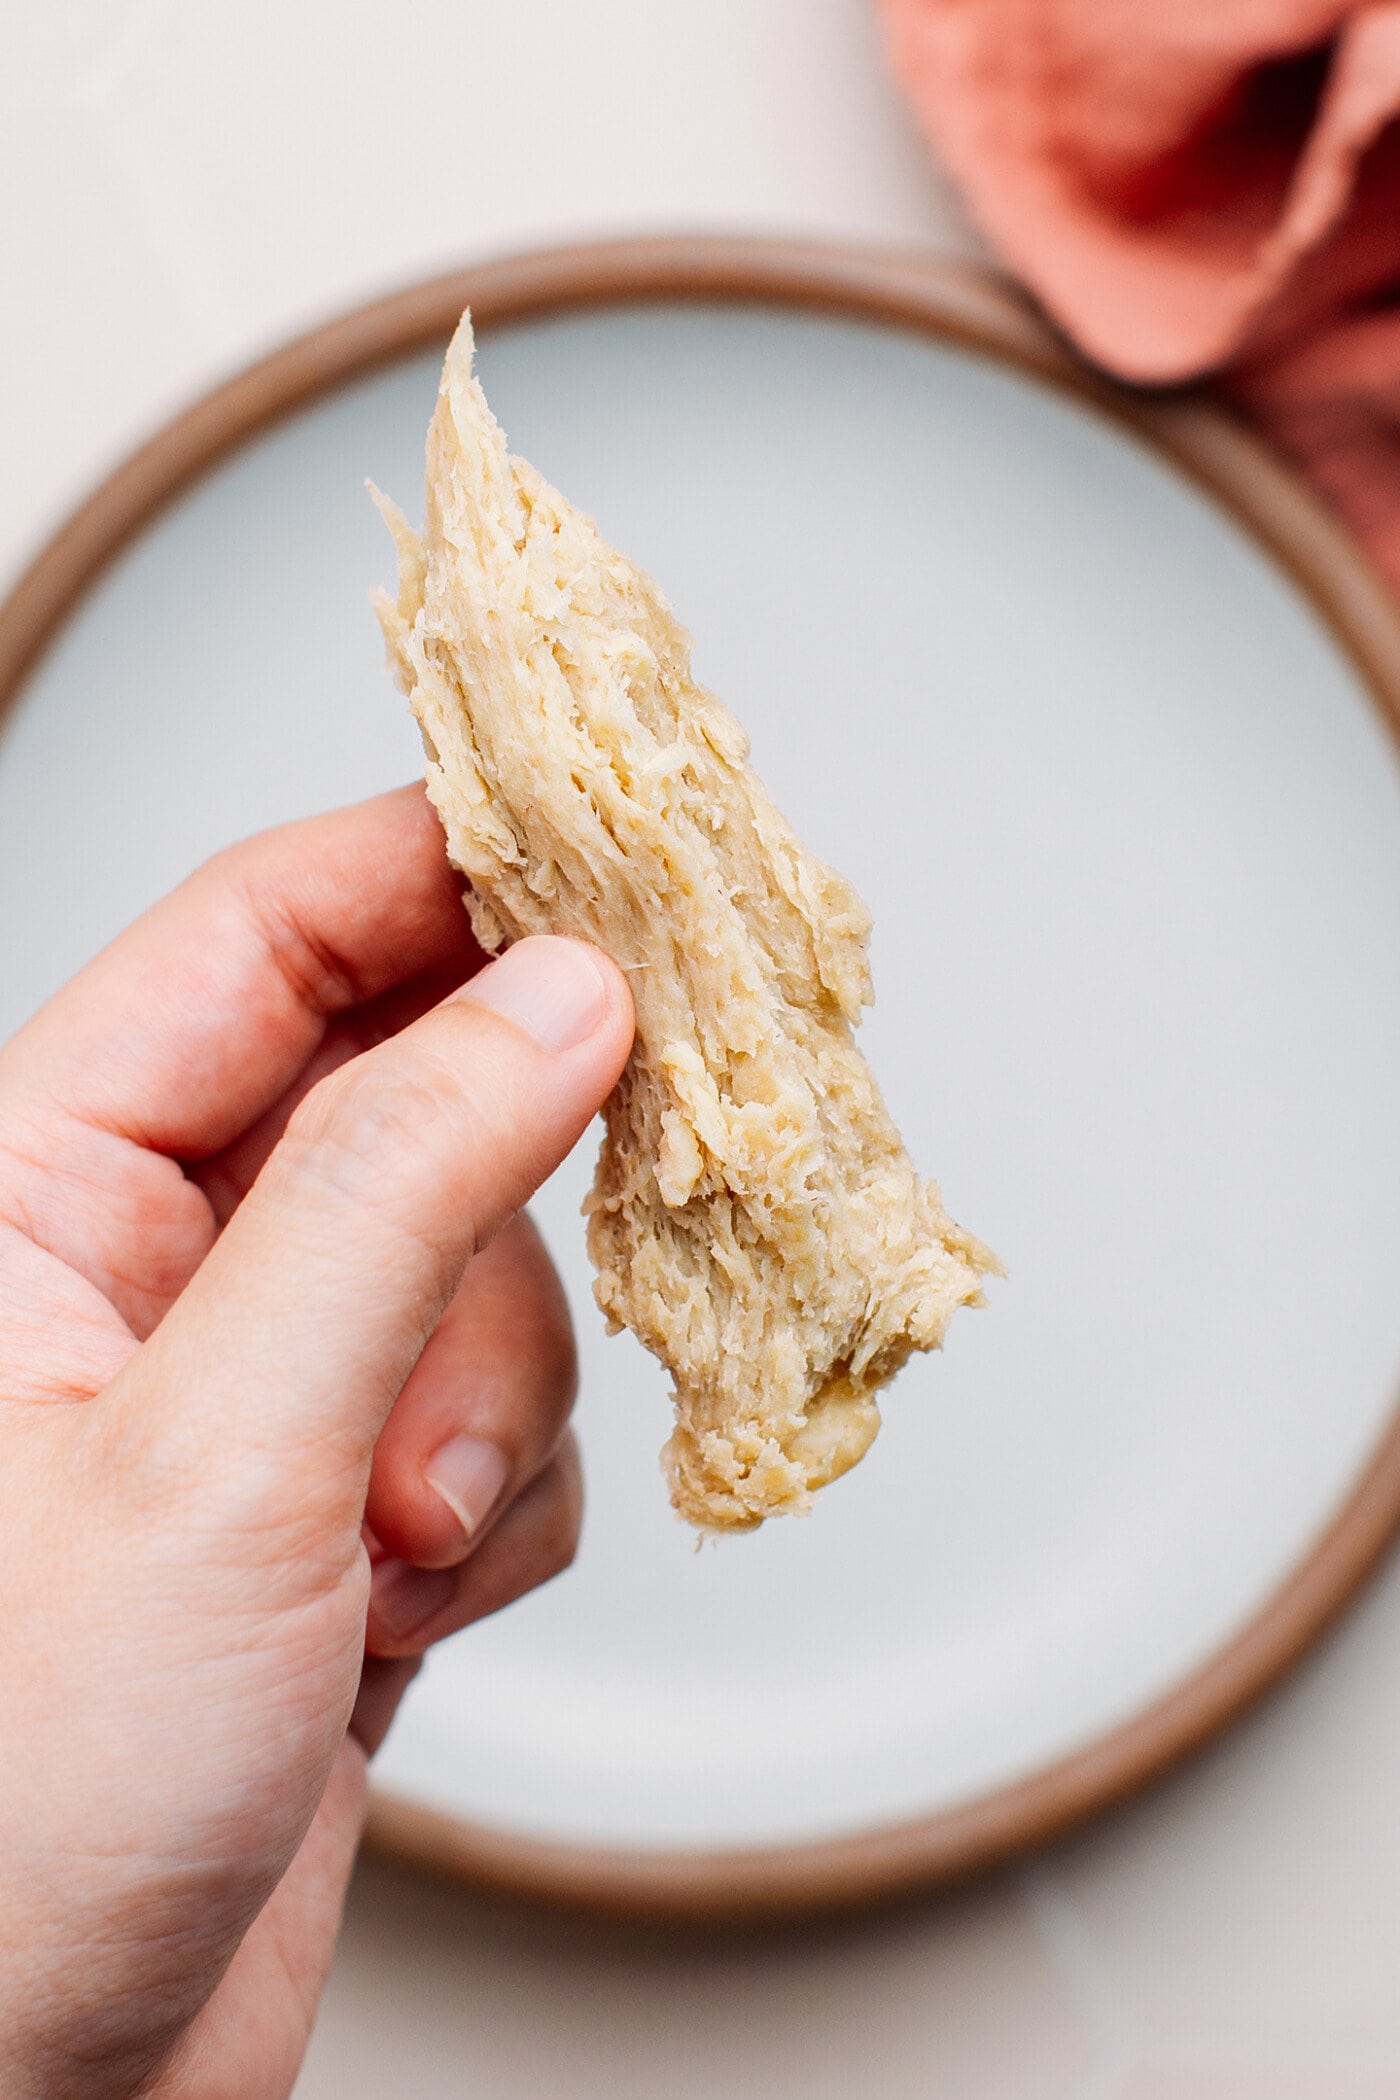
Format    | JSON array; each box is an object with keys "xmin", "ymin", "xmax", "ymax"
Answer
[
  {"xmin": 528, "ymin": 1291, "xmax": 578, "ymax": 1423},
  {"xmin": 504, "ymin": 1216, "xmax": 578, "ymax": 1408},
  {"xmin": 536, "ymin": 1273, "xmax": 579, "ymax": 1407},
  {"xmin": 283, "ymin": 1059, "xmax": 458, "ymax": 1212}
]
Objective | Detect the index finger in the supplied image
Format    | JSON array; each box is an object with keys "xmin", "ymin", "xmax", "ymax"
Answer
[{"xmin": 0, "ymin": 786, "xmax": 481, "ymax": 1159}]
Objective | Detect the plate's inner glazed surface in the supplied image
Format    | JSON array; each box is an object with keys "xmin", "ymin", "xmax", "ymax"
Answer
[{"xmin": 4, "ymin": 302, "xmax": 1400, "ymax": 1850}]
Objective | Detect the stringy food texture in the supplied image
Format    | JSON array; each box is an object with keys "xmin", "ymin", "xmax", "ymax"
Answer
[{"xmin": 374, "ymin": 311, "xmax": 997, "ymax": 1531}]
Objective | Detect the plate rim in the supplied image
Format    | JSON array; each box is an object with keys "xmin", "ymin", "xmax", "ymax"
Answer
[{"xmin": 5, "ymin": 233, "xmax": 1400, "ymax": 1922}]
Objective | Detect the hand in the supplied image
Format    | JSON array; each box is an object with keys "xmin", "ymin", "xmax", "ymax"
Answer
[{"xmin": 0, "ymin": 787, "xmax": 634, "ymax": 2100}]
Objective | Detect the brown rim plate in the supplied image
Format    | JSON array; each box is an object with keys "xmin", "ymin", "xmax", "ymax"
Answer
[{"xmin": 4, "ymin": 236, "xmax": 1400, "ymax": 1923}]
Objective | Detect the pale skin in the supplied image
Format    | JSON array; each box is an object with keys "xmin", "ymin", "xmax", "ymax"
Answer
[{"xmin": 0, "ymin": 786, "xmax": 636, "ymax": 2100}]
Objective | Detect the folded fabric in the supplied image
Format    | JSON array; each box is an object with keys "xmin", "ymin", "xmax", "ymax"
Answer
[{"xmin": 878, "ymin": 0, "xmax": 1400, "ymax": 588}]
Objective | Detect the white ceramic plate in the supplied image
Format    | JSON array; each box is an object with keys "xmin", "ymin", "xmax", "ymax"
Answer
[{"xmin": 6, "ymin": 264, "xmax": 1400, "ymax": 1890}]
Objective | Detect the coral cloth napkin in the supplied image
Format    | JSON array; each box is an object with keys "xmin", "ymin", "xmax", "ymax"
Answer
[{"xmin": 878, "ymin": 0, "xmax": 1400, "ymax": 589}]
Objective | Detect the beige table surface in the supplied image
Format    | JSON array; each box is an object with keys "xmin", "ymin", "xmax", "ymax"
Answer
[{"xmin": 4, "ymin": 5, "xmax": 1400, "ymax": 2095}]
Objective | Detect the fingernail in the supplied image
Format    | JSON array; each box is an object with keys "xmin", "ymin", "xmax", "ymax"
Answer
[
  {"xmin": 370, "ymin": 1558, "xmax": 455, "ymax": 1643},
  {"xmin": 458, "ymin": 938, "xmax": 608, "ymax": 1053},
  {"xmin": 424, "ymin": 1434, "xmax": 510, "ymax": 1552}
]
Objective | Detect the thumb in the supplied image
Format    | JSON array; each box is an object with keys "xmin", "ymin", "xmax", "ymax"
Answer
[{"xmin": 95, "ymin": 937, "xmax": 633, "ymax": 1543}]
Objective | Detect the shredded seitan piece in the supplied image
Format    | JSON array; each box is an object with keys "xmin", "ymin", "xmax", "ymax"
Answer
[{"xmin": 374, "ymin": 312, "xmax": 996, "ymax": 1530}]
